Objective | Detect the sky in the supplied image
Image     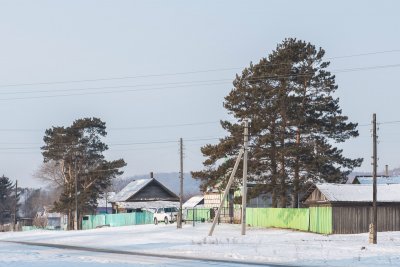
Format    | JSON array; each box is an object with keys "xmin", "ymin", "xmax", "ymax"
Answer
[{"xmin": 0, "ymin": 0, "xmax": 399, "ymax": 187}]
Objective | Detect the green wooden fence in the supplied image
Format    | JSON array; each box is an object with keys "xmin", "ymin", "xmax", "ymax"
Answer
[
  {"xmin": 247, "ymin": 208, "xmax": 310, "ymax": 231},
  {"xmin": 246, "ymin": 207, "xmax": 333, "ymax": 234},
  {"xmin": 309, "ymin": 207, "xmax": 332, "ymax": 234},
  {"xmin": 185, "ymin": 208, "xmax": 211, "ymax": 222},
  {"xmin": 82, "ymin": 211, "xmax": 153, "ymax": 230},
  {"xmin": 81, "ymin": 208, "xmax": 333, "ymax": 234}
]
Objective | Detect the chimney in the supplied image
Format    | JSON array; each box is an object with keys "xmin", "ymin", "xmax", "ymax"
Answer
[
  {"xmin": 385, "ymin": 165, "xmax": 389, "ymax": 176},
  {"xmin": 150, "ymin": 172, "xmax": 154, "ymax": 179}
]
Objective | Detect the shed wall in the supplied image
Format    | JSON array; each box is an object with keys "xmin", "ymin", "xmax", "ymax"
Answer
[{"xmin": 332, "ymin": 206, "xmax": 400, "ymax": 234}]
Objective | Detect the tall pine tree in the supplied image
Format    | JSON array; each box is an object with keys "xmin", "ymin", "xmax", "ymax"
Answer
[
  {"xmin": 0, "ymin": 175, "xmax": 17, "ymax": 224},
  {"xmin": 192, "ymin": 38, "xmax": 362, "ymax": 207},
  {"xmin": 41, "ymin": 118, "xmax": 126, "ymax": 229}
]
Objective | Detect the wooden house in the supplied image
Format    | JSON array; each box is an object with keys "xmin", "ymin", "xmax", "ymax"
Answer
[
  {"xmin": 110, "ymin": 178, "xmax": 179, "ymax": 213},
  {"xmin": 303, "ymin": 183, "xmax": 400, "ymax": 234}
]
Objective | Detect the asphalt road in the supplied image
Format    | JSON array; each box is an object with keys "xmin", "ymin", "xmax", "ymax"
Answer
[{"xmin": 2, "ymin": 240, "xmax": 303, "ymax": 267}]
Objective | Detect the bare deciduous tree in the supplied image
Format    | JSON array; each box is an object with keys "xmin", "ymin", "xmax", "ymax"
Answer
[{"xmin": 33, "ymin": 160, "xmax": 65, "ymax": 188}]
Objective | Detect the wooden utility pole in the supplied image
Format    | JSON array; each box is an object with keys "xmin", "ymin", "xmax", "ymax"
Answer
[
  {"xmin": 209, "ymin": 119, "xmax": 249, "ymax": 236},
  {"xmin": 177, "ymin": 138, "xmax": 183, "ymax": 229},
  {"xmin": 74, "ymin": 158, "xmax": 78, "ymax": 231},
  {"xmin": 371, "ymin": 113, "xmax": 378, "ymax": 244},
  {"xmin": 14, "ymin": 180, "xmax": 17, "ymax": 231},
  {"xmin": 241, "ymin": 119, "xmax": 249, "ymax": 235},
  {"xmin": 208, "ymin": 149, "xmax": 244, "ymax": 236}
]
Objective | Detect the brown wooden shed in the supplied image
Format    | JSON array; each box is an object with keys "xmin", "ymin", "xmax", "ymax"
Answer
[{"xmin": 303, "ymin": 183, "xmax": 400, "ymax": 234}]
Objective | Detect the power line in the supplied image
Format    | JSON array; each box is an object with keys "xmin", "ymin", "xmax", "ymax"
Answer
[
  {"xmin": 0, "ymin": 68, "xmax": 237, "ymax": 88},
  {"xmin": 0, "ymin": 79, "xmax": 233, "ymax": 96},
  {"xmin": 1, "ymin": 49, "xmax": 399, "ymax": 88},
  {"xmin": 0, "ymin": 120, "xmax": 221, "ymax": 132},
  {"xmin": 0, "ymin": 62, "xmax": 400, "ymax": 102},
  {"xmin": 0, "ymin": 137, "xmax": 223, "ymax": 151},
  {"xmin": 0, "ymin": 81, "xmax": 229, "ymax": 101},
  {"xmin": 3, "ymin": 119, "xmax": 400, "ymax": 151}
]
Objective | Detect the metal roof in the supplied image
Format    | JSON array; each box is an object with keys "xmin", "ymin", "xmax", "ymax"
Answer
[
  {"xmin": 353, "ymin": 176, "xmax": 400, "ymax": 185},
  {"xmin": 97, "ymin": 192, "xmax": 116, "ymax": 208},
  {"xmin": 114, "ymin": 201, "xmax": 179, "ymax": 209},
  {"xmin": 311, "ymin": 183, "xmax": 400, "ymax": 203},
  {"xmin": 183, "ymin": 195, "xmax": 204, "ymax": 208},
  {"xmin": 110, "ymin": 179, "xmax": 153, "ymax": 202}
]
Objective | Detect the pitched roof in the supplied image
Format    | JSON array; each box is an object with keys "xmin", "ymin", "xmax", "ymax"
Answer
[
  {"xmin": 110, "ymin": 179, "xmax": 153, "ymax": 202},
  {"xmin": 183, "ymin": 195, "xmax": 204, "ymax": 208},
  {"xmin": 114, "ymin": 200, "xmax": 179, "ymax": 209},
  {"xmin": 97, "ymin": 192, "xmax": 116, "ymax": 208},
  {"xmin": 306, "ymin": 183, "xmax": 400, "ymax": 203},
  {"xmin": 353, "ymin": 176, "xmax": 400, "ymax": 185}
]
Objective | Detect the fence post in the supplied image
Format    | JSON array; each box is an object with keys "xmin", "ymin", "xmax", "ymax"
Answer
[{"xmin": 191, "ymin": 208, "xmax": 194, "ymax": 227}]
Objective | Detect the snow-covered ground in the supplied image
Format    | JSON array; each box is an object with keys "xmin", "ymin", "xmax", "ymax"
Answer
[{"xmin": 1, "ymin": 223, "xmax": 400, "ymax": 266}]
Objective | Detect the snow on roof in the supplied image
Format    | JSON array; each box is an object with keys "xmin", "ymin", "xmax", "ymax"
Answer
[
  {"xmin": 183, "ymin": 195, "xmax": 204, "ymax": 208},
  {"xmin": 315, "ymin": 183, "xmax": 400, "ymax": 202},
  {"xmin": 354, "ymin": 176, "xmax": 400, "ymax": 185},
  {"xmin": 97, "ymin": 192, "xmax": 116, "ymax": 208},
  {"xmin": 111, "ymin": 179, "xmax": 153, "ymax": 202},
  {"xmin": 114, "ymin": 201, "xmax": 179, "ymax": 209}
]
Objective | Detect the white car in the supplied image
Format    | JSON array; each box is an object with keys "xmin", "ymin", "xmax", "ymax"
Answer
[{"xmin": 153, "ymin": 207, "xmax": 179, "ymax": 224}]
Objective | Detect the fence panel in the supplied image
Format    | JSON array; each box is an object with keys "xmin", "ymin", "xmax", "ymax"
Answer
[
  {"xmin": 82, "ymin": 211, "xmax": 153, "ymax": 230},
  {"xmin": 309, "ymin": 207, "xmax": 332, "ymax": 234},
  {"xmin": 246, "ymin": 208, "xmax": 310, "ymax": 231},
  {"xmin": 185, "ymin": 208, "xmax": 212, "ymax": 222}
]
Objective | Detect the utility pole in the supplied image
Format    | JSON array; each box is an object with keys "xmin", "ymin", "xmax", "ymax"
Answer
[
  {"xmin": 14, "ymin": 180, "xmax": 17, "ymax": 231},
  {"xmin": 178, "ymin": 138, "xmax": 183, "ymax": 229},
  {"xmin": 241, "ymin": 119, "xmax": 249, "ymax": 235},
  {"xmin": 371, "ymin": 113, "xmax": 378, "ymax": 244},
  {"xmin": 74, "ymin": 158, "xmax": 78, "ymax": 231},
  {"xmin": 209, "ymin": 149, "xmax": 244, "ymax": 236},
  {"xmin": 209, "ymin": 119, "xmax": 249, "ymax": 236}
]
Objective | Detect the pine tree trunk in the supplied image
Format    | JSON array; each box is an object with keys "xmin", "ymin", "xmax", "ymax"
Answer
[
  {"xmin": 270, "ymin": 120, "xmax": 278, "ymax": 208},
  {"xmin": 292, "ymin": 130, "xmax": 300, "ymax": 208},
  {"xmin": 279, "ymin": 148, "xmax": 287, "ymax": 207},
  {"xmin": 67, "ymin": 209, "xmax": 71, "ymax": 230},
  {"xmin": 278, "ymin": 80, "xmax": 288, "ymax": 208},
  {"xmin": 271, "ymin": 188, "xmax": 278, "ymax": 208}
]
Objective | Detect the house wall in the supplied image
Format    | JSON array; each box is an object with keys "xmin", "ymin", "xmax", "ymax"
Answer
[
  {"xmin": 332, "ymin": 205, "xmax": 400, "ymax": 234},
  {"xmin": 204, "ymin": 192, "xmax": 226, "ymax": 208}
]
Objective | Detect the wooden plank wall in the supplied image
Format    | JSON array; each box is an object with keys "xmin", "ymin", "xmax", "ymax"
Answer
[
  {"xmin": 332, "ymin": 206, "xmax": 400, "ymax": 234},
  {"xmin": 129, "ymin": 182, "xmax": 178, "ymax": 201}
]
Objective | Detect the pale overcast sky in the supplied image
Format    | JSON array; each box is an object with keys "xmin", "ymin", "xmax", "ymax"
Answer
[{"xmin": 0, "ymin": 0, "xmax": 399, "ymax": 187}]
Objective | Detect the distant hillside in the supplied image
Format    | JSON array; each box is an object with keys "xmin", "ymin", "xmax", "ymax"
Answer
[{"xmin": 112, "ymin": 172, "xmax": 202, "ymax": 199}]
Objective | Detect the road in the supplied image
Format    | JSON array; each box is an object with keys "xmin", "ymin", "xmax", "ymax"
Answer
[{"xmin": 0, "ymin": 240, "xmax": 300, "ymax": 267}]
